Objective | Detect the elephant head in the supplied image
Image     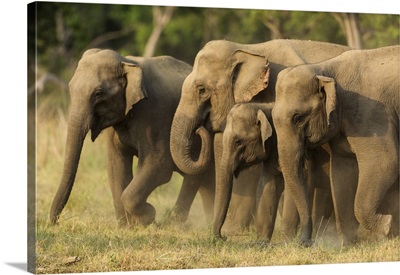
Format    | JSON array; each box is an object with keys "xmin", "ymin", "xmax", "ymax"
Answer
[
  {"xmin": 170, "ymin": 40, "xmax": 270, "ymax": 175},
  {"xmin": 272, "ymin": 67, "xmax": 340, "ymax": 245},
  {"xmin": 213, "ymin": 103, "xmax": 274, "ymax": 240},
  {"xmin": 49, "ymin": 49, "xmax": 148, "ymax": 224}
]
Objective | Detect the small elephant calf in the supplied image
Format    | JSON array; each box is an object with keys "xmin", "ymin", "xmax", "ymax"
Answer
[{"xmin": 213, "ymin": 102, "xmax": 333, "ymax": 243}]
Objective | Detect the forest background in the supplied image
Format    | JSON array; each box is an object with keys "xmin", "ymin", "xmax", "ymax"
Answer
[{"xmin": 28, "ymin": 2, "xmax": 399, "ymax": 97}]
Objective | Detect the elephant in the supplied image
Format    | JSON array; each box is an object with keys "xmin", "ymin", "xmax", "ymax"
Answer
[
  {"xmin": 213, "ymin": 102, "xmax": 333, "ymax": 243},
  {"xmin": 272, "ymin": 45, "xmax": 399, "ymax": 246},
  {"xmin": 49, "ymin": 49, "xmax": 216, "ymax": 228},
  {"xmin": 170, "ymin": 39, "xmax": 350, "ymax": 232}
]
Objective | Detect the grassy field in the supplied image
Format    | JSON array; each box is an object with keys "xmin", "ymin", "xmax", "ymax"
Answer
[{"xmin": 34, "ymin": 96, "xmax": 399, "ymax": 274}]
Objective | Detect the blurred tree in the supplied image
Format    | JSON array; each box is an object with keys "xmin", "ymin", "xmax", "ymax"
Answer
[
  {"xmin": 332, "ymin": 13, "xmax": 362, "ymax": 49},
  {"xmin": 359, "ymin": 13, "xmax": 400, "ymax": 48},
  {"xmin": 29, "ymin": 2, "xmax": 399, "ymax": 100},
  {"xmin": 143, "ymin": 6, "xmax": 175, "ymax": 57}
]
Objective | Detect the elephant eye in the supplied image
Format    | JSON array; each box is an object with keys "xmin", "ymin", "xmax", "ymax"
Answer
[
  {"xmin": 292, "ymin": 113, "xmax": 306, "ymax": 126},
  {"xmin": 95, "ymin": 89, "xmax": 103, "ymax": 97},
  {"xmin": 234, "ymin": 138, "xmax": 243, "ymax": 147},
  {"xmin": 197, "ymin": 85, "xmax": 206, "ymax": 95},
  {"xmin": 92, "ymin": 89, "xmax": 104, "ymax": 102}
]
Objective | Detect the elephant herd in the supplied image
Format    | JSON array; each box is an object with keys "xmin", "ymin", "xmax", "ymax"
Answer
[{"xmin": 49, "ymin": 39, "xmax": 399, "ymax": 248}]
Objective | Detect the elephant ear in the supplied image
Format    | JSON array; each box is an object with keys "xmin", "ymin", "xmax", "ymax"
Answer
[
  {"xmin": 231, "ymin": 50, "xmax": 270, "ymax": 103},
  {"xmin": 257, "ymin": 110, "xmax": 273, "ymax": 152},
  {"xmin": 316, "ymin": 75, "xmax": 337, "ymax": 127},
  {"xmin": 122, "ymin": 62, "xmax": 148, "ymax": 115}
]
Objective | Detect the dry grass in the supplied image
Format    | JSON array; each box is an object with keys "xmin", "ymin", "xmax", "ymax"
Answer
[{"xmin": 33, "ymin": 98, "xmax": 400, "ymax": 274}]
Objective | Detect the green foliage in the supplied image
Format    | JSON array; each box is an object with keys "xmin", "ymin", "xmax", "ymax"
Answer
[
  {"xmin": 30, "ymin": 2, "xmax": 399, "ymax": 94},
  {"xmin": 359, "ymin": 14, "xmax": 400, "ymax": 48}
]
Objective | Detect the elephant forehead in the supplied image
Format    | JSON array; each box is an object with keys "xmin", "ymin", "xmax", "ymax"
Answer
[
  {"xmin": 195, "ymin": 50, "xmax": 231, "ymax": 71},
  {"xmin": 70, "ymin": 66, "xmax": 119, "ymax": 94},
  {"xmin": 230, "ymin": 116, "xmax": 258, "ymax": 136}
]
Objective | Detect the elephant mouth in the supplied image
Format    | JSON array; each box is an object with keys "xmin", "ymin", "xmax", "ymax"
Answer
[
  {"xmin": 234, "ymin": 160, "xmax": 261, "ymax": 178},
  {"xmin": 90, "ymin": 115, "xmax": 125, "ymax": 142}
]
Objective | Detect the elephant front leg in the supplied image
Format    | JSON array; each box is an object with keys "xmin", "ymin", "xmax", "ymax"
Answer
[
  {"xmin": 256, "ymin": 169, "xmax": 284, "ymax": 243},
  {"xmin": 329, "ymin": 150, "xmax": 359, "ymax": 245},
  {"xmin": 280, "ymin": 190, "xmax": 300, "ymax": 240},
  {"xmin": 120, "ymin": 158, "xmax": 173, "ymax": 227},
  {"xmin": 172, "ymin": 175, "xmax": 201, "ymax": 223},
  {"xmin": 312, "ymin": 187, "xmax": 334, "ymax": 238},
  {"xmin": 353, "ymin": 140, "xmax": 398, "ymax": 238},
  {"xmin": 107, "ymin": 132, "xmax": 134, "ymax": 227},
  {"xmin": 198, "ymin": 167, "xmax": 216, "ymax": 223},
  {"xmin": 174, "ymin": 165, "xmax": 215, "ymax": 223}
]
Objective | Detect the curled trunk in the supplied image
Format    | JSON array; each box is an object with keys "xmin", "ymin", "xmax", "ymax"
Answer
[
  {"xmin": 49, "ymin": 110, "xmax": 89, "ymax": 224},
  {"xmin": 170, "ymin": 111, "xmax": 212, "ymax": 175}
]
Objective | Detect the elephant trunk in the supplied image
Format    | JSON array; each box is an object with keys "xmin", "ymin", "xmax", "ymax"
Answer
[
  {"xmin": 277, "ymin": 136, "xmax": 313, "ymax": 245},
  {"xmin": 170, "ymin": 110, "xmax": 212, "ymax": 175},
  {"xmin": 49, "ymin": 107, "xmax": 90, "ymax": 225},
  {"xmin": 213, "ymin": 151, "xmax": 236, "ymax": 240}
]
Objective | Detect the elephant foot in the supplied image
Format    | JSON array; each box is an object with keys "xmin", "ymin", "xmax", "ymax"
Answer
[
  {"xmin": 212, "ymin": 228, "xmax": 227, "ymax": 242},
  {"xmin": 377, "ymin": 214, "xmax": 392, "ymax": 236},
  {"xmin": 298, "ymin": 230, "xmax": 313, "ymax": 247},
  {"xmin": 298, "ymin": 237, "xmax": 313, "ymax": 248},
  {"xmin": 126, "ymin": 203, "xmax": 156, "ymax": 227},
  {"xmin": 171, "ymin": 206, "xmax": 189, "ymax": 223}
]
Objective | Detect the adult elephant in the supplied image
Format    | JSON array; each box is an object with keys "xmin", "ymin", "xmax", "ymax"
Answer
[
  {"xmin": 49, "ymin": 49, "xmax": 215, "ymax": 227},
  {"xmin": 170, "ymin": 39, "xmax": 350, "ymax": 232},
  {"xmin": 272, "ymin": 45, "xmax": 399, "ymax": 246},
  {"xmin": 213, "ymin": 102, "xmax": 333, "ymax": 243}
]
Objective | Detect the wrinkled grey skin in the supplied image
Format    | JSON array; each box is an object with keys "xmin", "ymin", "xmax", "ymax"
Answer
[
  {"xmin": 273, "ymin": 45, "xmax": 399, "ymax": 246},
  {"xmin": 170, "ymin": 39, "xmax": 351, "ymax": 173},
  {"xmin": 213, "ymin": 103, "xmax": 333, "ymax": 243},
  {"xmin": 49, "ymin": 49, "xmax": 215, "ymax": 227},
  {"xmin": 170, "ymin": 39, "xmax": 350, "ymax": 232}
]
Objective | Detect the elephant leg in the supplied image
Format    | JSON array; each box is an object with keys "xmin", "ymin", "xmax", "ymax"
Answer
[
  {"xmin": 280, "ymin": 189, "xmax": 300, "ymax": 240},
  {"xmin": 353, "ymin": 148, "xmax": 398, "ymax": 237},
  {"xmin": 106, "ymin": 131, "xmax": 134, "ymax": 227},
  {"xmin": 309, "ymin": 149, "xmax": 333, "ymax": 237},
  {"xmin": 172, "ymin": 175, "xmax": 202, "ymax": 223},
  {"xmin": 173, "ymin": 167, "xmax": 215, "ymax": 224},
  {"xmin": 313, "ymin": 187, "xmax": 334, "ymax": 237},
  {"xmin": 120, "ymin": 156, "xmax": 173, "ymax": 227},
  {"xmin": 256, "ymin": 166, "xmax": 284, "ymax": 242},
  {"xmin": 198, "ymin": 167, "xmax": 216, "ymax": 223},
  {"xmin": 330, "ymin": 150, "xmax": 359, "ymax": 245}
]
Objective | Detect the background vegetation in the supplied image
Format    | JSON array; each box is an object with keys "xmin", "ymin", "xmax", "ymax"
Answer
[{"xmin": 29, "ymin": 2, "xmax": 399, "ymax": 274}]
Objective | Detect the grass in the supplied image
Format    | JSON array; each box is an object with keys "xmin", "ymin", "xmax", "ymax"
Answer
[{"xmin": 33, "ymin": 97, "xmax": 400, "ymax": 274}]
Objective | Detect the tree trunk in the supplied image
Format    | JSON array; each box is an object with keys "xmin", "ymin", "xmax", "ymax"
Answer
[
  {"xmin": 332, "ymin": 13, "xmax": 362, "ymax": 49},
  {"xmin": 143, "ymin": 6, "xmax": 175, "ymax": 58}
]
